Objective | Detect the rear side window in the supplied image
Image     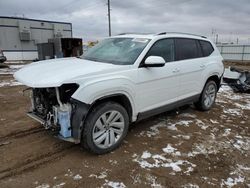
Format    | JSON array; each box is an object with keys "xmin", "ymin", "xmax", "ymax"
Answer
[
  {"xmin": 175, "ymin": 38, "xmax": 200, "ymax": 61},
  {"xmin": 145, "ymin": 39, "xmax": 175, "ymax": 62},
  {"xmin": 199, "ymin": 40, "xmax": 214, "ymax": 57}
]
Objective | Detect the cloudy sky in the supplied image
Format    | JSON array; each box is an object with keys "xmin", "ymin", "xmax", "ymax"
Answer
[{"xmin": 0, "ymin": 0, "xmax": 250, "ymax": 43}]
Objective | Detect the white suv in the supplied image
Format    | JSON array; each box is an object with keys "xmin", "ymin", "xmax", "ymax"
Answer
[{"xmin": 15, "ymin": 32, "xmax": 224, "ymax": 154}]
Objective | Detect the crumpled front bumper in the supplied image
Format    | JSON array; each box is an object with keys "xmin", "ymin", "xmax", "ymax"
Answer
[{"xmin": 27, "ymin": 99, "xmax": 90, "ymax": 144}]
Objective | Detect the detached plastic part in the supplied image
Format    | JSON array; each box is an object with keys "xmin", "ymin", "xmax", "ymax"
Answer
[{"xmin": 223, "ymin": 67, "xmax": 250, "ymax": 93}]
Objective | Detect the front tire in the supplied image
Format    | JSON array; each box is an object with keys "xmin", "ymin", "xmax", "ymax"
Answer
[
  {"xmin": 81, "ymin": 102, "xmax": 129, "ymax": 154},
  {"xmin": 195, "ymin": 80, "xmax": 217, "ymax": 111}
]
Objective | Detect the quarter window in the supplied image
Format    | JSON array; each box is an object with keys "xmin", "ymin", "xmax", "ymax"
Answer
[
  {"xmin": 145, "ymin": 39, "xmax": 175, "ymax": 62},
  {"xmin": 175, "ymin": 38, "xmax": 200, "ymax": 61},
  {"xmin": 199, "ymin": 40, "xmax": 214, "ymax": 57}
]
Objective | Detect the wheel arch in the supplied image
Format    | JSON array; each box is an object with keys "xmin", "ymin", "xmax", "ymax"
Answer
[
  {"xmin": 206, "ymin": 74, "xmax": 221, "ymax": 91},
  {"xmin": 87, "ymin": 93, "xmax": 134, "ymax": 123}
]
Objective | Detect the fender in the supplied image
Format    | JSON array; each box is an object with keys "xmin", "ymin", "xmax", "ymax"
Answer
[
  {"xmin": 71, "ymin": 76, "xmax": 138, "ymax": 121},
  {"xmin": 200, "ymin": 59, "xmax": 224, "ymax": 92}
]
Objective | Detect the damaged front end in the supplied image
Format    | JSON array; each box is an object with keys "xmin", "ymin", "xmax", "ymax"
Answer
[{"xmin": 26, "ymin": 84, "xmax": 89, "ymax": 144}]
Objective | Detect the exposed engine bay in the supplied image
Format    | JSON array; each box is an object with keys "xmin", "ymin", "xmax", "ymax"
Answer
[{"xmin": 28, "ymin": 84, "xmax": 79, "ymax": 137}]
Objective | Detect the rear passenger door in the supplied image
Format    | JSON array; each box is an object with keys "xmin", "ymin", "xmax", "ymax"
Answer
[{"xmin": 174, "ymin": 38, "xmax": 205, "ymax": 99}]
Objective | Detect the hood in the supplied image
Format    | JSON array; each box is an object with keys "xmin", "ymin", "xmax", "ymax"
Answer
[{"xmin": 14, "ymin": 57, "xmax": 121, "ymax": 88}]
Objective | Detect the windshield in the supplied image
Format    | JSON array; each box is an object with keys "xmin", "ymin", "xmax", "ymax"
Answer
[{"xmin": 81, "ymin": 37, "xmax": 150, "ymax": 65}]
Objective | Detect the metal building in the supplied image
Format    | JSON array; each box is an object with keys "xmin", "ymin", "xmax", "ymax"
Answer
[{"xmin": 0, "ymin": 16, "xmax": 72, "ymax": 61}]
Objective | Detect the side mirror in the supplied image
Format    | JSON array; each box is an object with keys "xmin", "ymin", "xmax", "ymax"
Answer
[{"xmin": 144, "ymin": 56, "xmax": 166, "ymax": 67}]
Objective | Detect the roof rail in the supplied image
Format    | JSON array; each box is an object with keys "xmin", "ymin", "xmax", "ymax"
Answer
[
  {"xmin": 156, "ymin": 32, "xmax": 207, "ymax": 38},
  {"xmin": 117, "ymin": 32, "xmax": 152, "ymax": 35}
]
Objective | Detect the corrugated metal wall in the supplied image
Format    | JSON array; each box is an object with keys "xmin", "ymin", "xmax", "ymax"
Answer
[
  {"xmin": 217, "ymin": 45, "xmax": 250, "ymax": 61},
  {"xmin": 0, "ymin": 17, "xmax": 72, "ymax": 61}
]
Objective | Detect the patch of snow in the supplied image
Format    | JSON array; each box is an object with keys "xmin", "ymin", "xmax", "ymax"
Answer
[
  {"xmin": 109, "ymin": 159, "xmax": 118, "ymax": 165},
  {"xmin": 174, "ymin": 134, "xmax": 191, "ymax": 140},
  {"xmin": 64, "ymin": 169, "xmax": 73, "ymax": 177},
  {"xmin": 222, "ymin": 129, "xmax": 231, "ymax": 137},
  {"xmin": 162, "ymin": 144, "xmax": 176, "ymax": 154},
  {"xmin": 234, "ymin": 102, "xmax": 250, "ymax": 110},
  {"xmin": 141, "ymin": 151, "xmax": 152, "ymax": 159},
  {"xmin": 210, "ymin": 119, "xmax": 219, "ymax": 124},
  {"xmin": 181, "ymin": 135, "xmax": 191, "ymax": 140},
  {"xmin": 133, "ymin": 151, "xmax": 195, "ymax": 173},
  {"xmin": 218, "ymin": 85, "xmax": 233, "ymax": 92},
  {"xmin": 0, "ymin": 80, "xmax": 23, "ymax": 87},
  {"xmin": 146, "ymin": 174, "xmax": 163, "ymax": 187},
  {"xmin": 89, "ymin": 171, "xmax": 108, "ymax": 179},
  {"xmin": 161, "ymin": 160, "xmax": 183, "ymax": 172},
  {"xmin": 139, "ymin": 122, "xmax": 165, "ymax": 137},
  {"xmin": 167, "ymin": 124, "xmax": 178, "ymax": 131},
  {"xmin": 221, "ymin": 176, "xmax": 244, "ymax": 188},
  {"xmin": 176, "ymin": 120, "xmax": 193, "ymax": 127},
  {"xmin": 162, "ymin": 144, "xmax": 181, "ymax": 156},
  {"xmin": 152, "ymin": 154, "xmax": 167, "ymax": 161},
  {"xmin": 103, "ymin": 180, "xmax": 126, "ymax": 188},
  {"xmin": 237, "ymin": 164, "xmax": 250, "ymax": 171},
  {"xmin": 0, "ymin": 65, "xmax": 24, "ymax": 75},
  {"xmin": 189, "ymin": 143, "xmax": 218, "ymax": 157},
  {"xmin": 195, "ymin": 119, "xmax": 208, "ymax": 130},
  {"xmin": 130, "ymin": 173, "xmax": 141, "ymax": 184},
  {"xmin": 233, "ymin": 138, "xmax": 250, "ymax": 151},
  {"xmin": 73, "ymin": 174, "xmax": 82, "ymax": 180},
  {"xmin": 36, "ymin": 184, "xmax": 50, "ymax": 188},
  {"xmin": 52, "ymin": 182, "xmax": 66, "ymax": 188},
  {"xmin": 9, "ymin": 65, "xmax": 25, "ymax": 69},
  {"xmin": 223, "ymin": 108, "xmax": 242, "ymax": 116},
  {"xmin": 184, "ymin": 166, "xmax": 194, "ymax": 175},
  {"xmin": 182, "ymin": 183, "xmax": 199, "ymax": 188},
  {"xmin": 179, "ymin": 113, "xmax": 197, "ymax": 118}
]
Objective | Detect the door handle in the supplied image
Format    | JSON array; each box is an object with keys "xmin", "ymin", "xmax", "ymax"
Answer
[{"xmin": 172, "ymin": 68, "xmax": 180, "ymax": 73}]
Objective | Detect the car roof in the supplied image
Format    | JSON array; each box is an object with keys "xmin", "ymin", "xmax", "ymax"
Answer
[{"xmin": 111, "ymin": 32, "xmax": 211, "ymax": 42}]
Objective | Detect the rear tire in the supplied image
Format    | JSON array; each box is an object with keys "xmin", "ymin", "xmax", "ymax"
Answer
[
  {"xmin": 195, "ymin": 80, "xmax": 217, "ymax": 111},
  {"xmin": 81, "ymin": 102, "xmax": 129, "ymax": 154}
]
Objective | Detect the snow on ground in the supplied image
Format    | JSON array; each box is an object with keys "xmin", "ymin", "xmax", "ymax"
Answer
[
  {"xmin": 0, "ymin": 64, "xmax": 24, "ymax": 75},
  {"xmin": 73, "ymin": 174, "xmax": 82, "ymax": 180},
  {"xmin": 133, "ymin": 151, "xmax": 196, "ymax": 173},
  {"xmin": 103, "ymin": 180, "xmax": 126, "ymax": 188},
  {"xmin": 132, "ymin": 85, "xmax": 250, "ymax": 187},
  {"xmin": 0, "ymin": 80, "xmax": 23, "ymax": 87},
  {"xmin": 89, "ymin": 170, "xmax": 108, "ymax": 179},
  {"xmin": 0, "ymin": 65, "xmax": 24, "ymax": 87}
]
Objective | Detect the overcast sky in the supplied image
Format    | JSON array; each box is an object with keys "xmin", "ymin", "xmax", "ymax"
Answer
[{"xmin": 0, "ymin": 0, "xmax": 250, "ymax": 43}]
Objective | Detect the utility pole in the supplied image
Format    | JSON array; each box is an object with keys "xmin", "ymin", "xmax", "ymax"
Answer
[
  {"xmin": 107, "ymin": 0, "xmax": 111, "ymax": 36},
  {"xmin": 216, "ymin": 34, "xmax": 219, "ymax": 44}
]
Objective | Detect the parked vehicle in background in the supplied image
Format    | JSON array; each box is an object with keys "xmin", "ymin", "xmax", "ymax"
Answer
[
  {"xmin": 14, "ymin": 32, "xmax": 224, "ymax": 154},
  {"xmin": 0, "ymin": 49, "xmax": 7, "ymax": 63}
]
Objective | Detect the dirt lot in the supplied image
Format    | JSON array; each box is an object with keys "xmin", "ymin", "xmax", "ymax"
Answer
[{"xmin": 0, "ymin": 63, "xmax": 250, "ymax": 188}]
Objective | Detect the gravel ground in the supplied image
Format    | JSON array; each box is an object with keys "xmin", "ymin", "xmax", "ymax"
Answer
[{"xmin": 0, "ymin": 64, "xmax": 249, "ymax": 188}]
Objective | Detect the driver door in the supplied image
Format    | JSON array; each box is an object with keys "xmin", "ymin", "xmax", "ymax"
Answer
[{"xmin": 137, "ymin": 39, "xmax": 180, "ymax": 113}]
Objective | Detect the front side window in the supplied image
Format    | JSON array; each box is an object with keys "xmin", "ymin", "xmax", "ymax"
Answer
[
  {"xmin": 81, "ymin": 37, "xmax": 150, "ymax": 65},
  {"xmin": 145, "ymin": 39, "xmax": 175, "ymax": 62},
  {"xmin": 175, "ymin": 38, "xmax": 199, "ymax": 61}
]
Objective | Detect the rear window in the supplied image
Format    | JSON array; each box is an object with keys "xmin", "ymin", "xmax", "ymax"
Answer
[
  {"xmin": 175, "ymin": 38, "xmax": 200, "ymax": 61},
  {"xmin": 199, "ymin": 40, "xmax": 214, "ymax": 57}
]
